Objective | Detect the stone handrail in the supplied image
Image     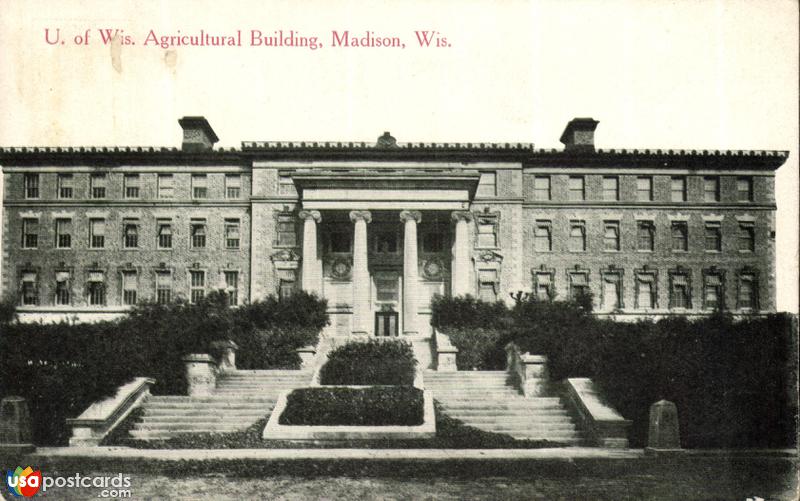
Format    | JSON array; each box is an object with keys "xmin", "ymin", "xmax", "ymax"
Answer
[
  {"xmin": 505, "ymin": 342, "xmax": 548, "ymax": 397},
  {"xmin": 433, "ymin": 329, "xmax": 458, "ymax": 372},
  {"xmin": 67, "ymin": 377, "xmax": 155, "ymax": 447},
  {"xmin": 562, "ymin": 377, "xmax": 631, "ymax": 448}
]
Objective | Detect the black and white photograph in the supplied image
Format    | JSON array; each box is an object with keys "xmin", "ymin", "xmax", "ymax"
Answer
[{"xmin": 0, "ymin": 1, "xmax": 797, "ymax": 499}]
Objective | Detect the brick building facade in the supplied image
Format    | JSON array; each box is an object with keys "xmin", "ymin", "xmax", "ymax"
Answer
[{"xmin": 0, "ymin": 117, "xmax": 787, "ymax": 335}]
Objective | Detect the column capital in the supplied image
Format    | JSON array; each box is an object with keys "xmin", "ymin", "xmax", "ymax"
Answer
[
  {"xmin": 298, "ymin": 210, "xmax": 322, "ymax": 223},
  {"xmin": 399, "ymin": 210, "xmax": 422, "ymax": 224},
  {"xmin": 349, "ymin": 210, "xmax": 372, "ymax": 224},
  {"xmin": 451, "ymin": 210, "xmax": 473, "ymax": 223}
]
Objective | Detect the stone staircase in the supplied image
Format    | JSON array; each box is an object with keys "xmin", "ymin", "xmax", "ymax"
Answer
[
  {"xmin": 129, "ymin": 370, "xmax": 311, "ymax": 440},
  {"xmin": 424, "ymin": 370, "xmax": 583, "ymax": 444}
]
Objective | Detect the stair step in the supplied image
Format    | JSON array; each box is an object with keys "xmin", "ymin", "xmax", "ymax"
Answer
[
  {"xmin": 147, "ymin": 396, "xmax": 276, "ymax": 403},
  {"xmin": 133, "ymin": 422, "xmax": 253, "ymax": 431},
  {"xmin": 451, "ymin": 414, "xmax": 572, "ymax": 423},
  {"xmin": 443, "ymin": 408, "xmax": 569, "ymax": 417},
  {"xmin": 142, "ymin": 409, "xmax": 270, "ymax": 418}
]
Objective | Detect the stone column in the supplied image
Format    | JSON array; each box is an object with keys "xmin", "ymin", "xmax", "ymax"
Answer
[
  {"xmin": 400, "ymin": 210, "xmax": 422, "ymax": 335},
  {"xmin": 350, "ymin": 210, "xmax": 372, "ymax": 335},
  {"xmin": 299, "ymin": 210, "xmax": 322, "ymax": 295},
  {"xmin": 451, "ymin": 211, "xmax": 473, "ymax": 296}
]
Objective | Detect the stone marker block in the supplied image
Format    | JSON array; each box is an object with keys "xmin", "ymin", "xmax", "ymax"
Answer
[
  {"xmin": 0, "ymin": 396, "xmax": 35, "ymax": 454},
  {"xmin": 183, "ymin": 354, "xmax": 218, "ymax": 396},
  {"xmin": 646, "ymin": 399, "xmax": 683, "ymax": 454}
]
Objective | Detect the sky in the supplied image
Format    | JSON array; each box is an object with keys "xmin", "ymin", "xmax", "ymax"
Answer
[{"xmin": 0, "ymin": 0, "xmax": 797, "ymax": 312}]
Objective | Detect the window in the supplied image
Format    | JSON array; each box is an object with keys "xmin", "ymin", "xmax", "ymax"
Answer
[
  {"xmin": 277, "ymin": 269, "xmax": 296, "ymax": 300},
  {"xmin": 422, "ymin": 232, "xmax": 444, "ymax": 253},
  {"xmin": 190, "ymin": 270, "xmax": 205, "ymax": 303},
  {"xmin": 24, "ymin": 174, "xmax": 39, "ymax": 199},
  {"xmin": 157, "ymin": 174, "xmax": 174, "ymax": 199},
  {"xmin": 20, "ymin": 272, "xmax": 38, "ymax": 306},
  {"xmin": 602, "ymin": 176, "xmax": 619, "ymax": 201},
  {"xmin": 225, "ymin": 174, "xmax": 241, "ymax": 199},
  {"xmin": 703, "ymin": 273, "xmax": 723, "ymax": 310},
  {"xmin": 375, "ymin": 273, "xmax": 399, "ymax": 303},
  {"xmin": 569, "ymin": 221, "xmax": 586, "ymax": 252},
  {"xmin": 55, "ymin": 271, "xmax": 70, "ymax": 306},
  {"xmin": 568, "ymin": 176, "xmax": 585, "ymax": 201},
  {"xmin": 87, "ymin": 271, "xmax": 105, "ymax": 306},
  {"xmin": 191, "ymin": 220, "xmax": 207, "ymax": 248},
  {"xmin": 534, "ymin": 272, "xmax": 553, "ymax": 301},
  {"xmin": 374, "ymin": 231, "xmax": 398, "ymax": 253},
  {"xmin": 603, "ymin": 221, "xmax": 620, "ymax": 251},
  {"xmin": 124, "ymin": 174, "xmax": 140, "ymax": 199},
  {"xmin": 157, "ymin": 220, "xmax": 172, "ymax": 249},
  {"xmin": 192, "ymin": 174, "xmax": 208, "ymax": 199},
  {"xmin": 55, "ymin": 218, "xmax": 72, "ymax": 249},
  {"xmin": 476, "ymin": 217, "xmax": 498, "ymax": 248},
  {"xmin": 636, "ymin": 273, "xmax": 656, "ymax": 309},
  {"xmin": 89, "ymin": 219, "xmax": 105, "ymax": 248},
  {"xmin": 671, "ymin": 221, "xmax": 688, "ymax": 251},
  {"xmin": 637, "ymin": 176, "xmax": 653, "ymax": 202},
  {"xmin": 534, "ymin": 221, "xmax": 552, "ymax": 252},
  {"xmin": 704, "ymin": 222, "xmax": 721, "ymax": 252},
  {"xmin": 703, "ymin": 176, "xmax": 720, "ymax": 202},
  {"xmin": 738, "ymin": 222, "xmax": 755, "ymax": 252},
  {"xmin": 478, "ymin": 269, "xmax": 498, "ymax": 302},
  {"xmin": 90, "ymin": 173, "xmax": 107, "ymax": 199},
  {"xmin": 121, "ymin": 271, "xmax": 137, "ymax": 306},
  {"xmin": 21, "ymin": 218, "xmax": 38, "ymax": 249},
  {"xmin": 669, "ymin": 273, "xmax": 690, "ymax": 309},
  {"xmin": 601, "ymin": 273, "xmax": 622, "ymax": 311},
  {"xmin": 533, "ymin": 176, "xmax": 550, "ymax": 201},
  {"xmin": 637, "ymin": 221, "xmax": 654, "ymax": 251},
  {"xmin": 225, "ymin": 219, "xmax": 241, "ymax": 249},
  {"xmin": 329, "ymin": 231, "xmax": 351, "ymax": 253},
  {"xmin": 569, "ymin": 272, "xmax": 589, "ymax": 300},
  {"xmin": 276, "ymin": 214, "xmax": 296, "ymax": 247},
  {"xmin": 156, "ymin": 271, "xmax": 172, "ymax": 304},
  {"xmin": 477, "ymin": 171, "xmax": 497, "ymax": 197},
  {"xmin": 58, "ymin": 174, "xmax": 73, "ymax": 199},
  {"xmin": 278, "ymin": 175, "xmax": 295, "ymax": 195},
  {"xmin": 737, "ymin": 177, "xmax": 753, "ymax": 202},
  {"xmin": 123, "ymin": 220, "xmax": 139, "ymax": 248},
  {"xmin": 224, "ymin": 271, "xmax": 239, "ymax": 306},
  {"xmin": 737, "ymin": 272, "xmax": 757, "ymax": 309},
  {"xmin": 671, "ymin": 176, "xmax": 686, "ymax": 202}
]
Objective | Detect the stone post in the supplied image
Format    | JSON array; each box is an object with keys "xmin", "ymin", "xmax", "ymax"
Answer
[
  {"xmin": 183, "ymin": 354, "xmax": 218, "ymax": 397},
  {"xmin": 299, "ymin": 210, "xmax": 322, "ymax": 294},
  {"xmin": 210, "ymin": 340, "xmax": 238, "ymax": 373},
  {"xmin": 295, "ymin": 345, "xmax": 317, "ymax": 369},
  {"xmin": 451, "ymin": 211, "xmax": 473, "ymax": 296},
  {"xmin": 350, "ymin": 210, "xmax": 372, "ymax": 335},
  {"xmin": 0, "ymin": 397, "xmax": 35, "ymax": 454},
  {"xmin": 646, "ymin": 400, "xmax": 683, "ymax": 454},
  {"xmin": 400, "ymin": 210, "xmax": 422, "ymax": 335}
]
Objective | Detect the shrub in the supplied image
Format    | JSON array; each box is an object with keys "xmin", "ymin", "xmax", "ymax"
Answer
[
  {"xmin": 319, "ymin": 339, "xmax": 417, "ymax": 385},
  {"xmin": 430, "ymin": 294, "xmax": 510, "ymax": 331},
  {"xmin": 279, "ymin": 386, "xmax": 424, "ymax": 426},
  {"xmin": 232, "ymin": 326, "xmax": 320, "ymax": 370},
  {"xmin": 444, "ymin": 327, "xmax": 506, "ymax": 370}
]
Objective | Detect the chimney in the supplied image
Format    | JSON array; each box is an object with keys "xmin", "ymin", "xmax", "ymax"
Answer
[
  {"xmin": 178, "ymin": 116, "xmax": 219, "ymax": 152},
  {"xmin": 560, "ymin": 118, "xmax": 599, "ymax": 152}
]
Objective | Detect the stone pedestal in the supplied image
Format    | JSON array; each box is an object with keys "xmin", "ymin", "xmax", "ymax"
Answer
[
  {"xmin": 296, "ymin": 345, "xmax": 317, "ymax": 369},
  {"xmin": 0, "ymin": 397, "xmax": 35, "ymax": 454},
  {"xmin": 211, "ymin": 340, "xmax": 238, "ymax": 373},
  {"xmin": 183, "ymin": 354, "xmax": 218, "ymax": 396},
  {"xmin": 646, "ymin": 400, "xmax": 683, "ymax": 454}
]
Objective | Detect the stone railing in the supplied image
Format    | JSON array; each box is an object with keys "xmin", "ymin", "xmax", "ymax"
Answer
[
  {"xmin": 67, "ymin": 377, "xmax": 155, "ymax": 447},
  {"xmin": 432, "ymin": 329, "xmax": 458, "ymax": 372},
  {"xmin": 505, "ymin": 343, "xmax": 548, "ymax": 397},
  {"xmin": 561, "ymin": 378, "xmax": 631, "ymax": 448}
]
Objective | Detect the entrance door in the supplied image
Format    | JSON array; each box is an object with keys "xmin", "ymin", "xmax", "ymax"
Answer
[{"xmin": 373, "ymin": 271, "xmax": 400, "ymax": 336}]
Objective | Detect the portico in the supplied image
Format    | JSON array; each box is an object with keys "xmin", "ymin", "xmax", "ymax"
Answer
[{"xmin": 290, "ymin": 167, "xmax": 480, "ymax": 337}]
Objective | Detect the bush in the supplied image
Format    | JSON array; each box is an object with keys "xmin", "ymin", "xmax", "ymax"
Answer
[
  {"xmin": 279, "ymin": 386, "xmax": 424, "ymax": 426},
  {"xmin": 431, "ymin": 294, "xmax": 510, "ymax": 331},
  {"xmin": 444, "ymin": 327, "xmax": 506, "ymax": 370},
  {"xmin": 320, "ymin": 339, "xmax": 417, "ymax": 386}
]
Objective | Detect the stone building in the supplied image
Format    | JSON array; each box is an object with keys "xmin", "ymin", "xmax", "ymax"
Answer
[{"xmin": 0, "ymin": 117, "xmax": 787, "ymax": 335}]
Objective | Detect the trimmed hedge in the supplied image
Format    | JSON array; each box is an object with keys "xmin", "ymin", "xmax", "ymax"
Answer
[
  {"xmin": 431, "ymin": 294, "xmax": 798, "ymax": 448},
  {"xmin": 444, "ymin": 327, "xmax": 506, "ymax": 370},
  {"xmin": 279, "ymin": 386, "xmax": 424, "ymax": 426},
  {"xmin": 319, "ymin": 339, "xmax": 417, "ymax": 386},
  {"xmin": 0, "ymin": 290, "xmax": 328, "ymax": 445}
]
